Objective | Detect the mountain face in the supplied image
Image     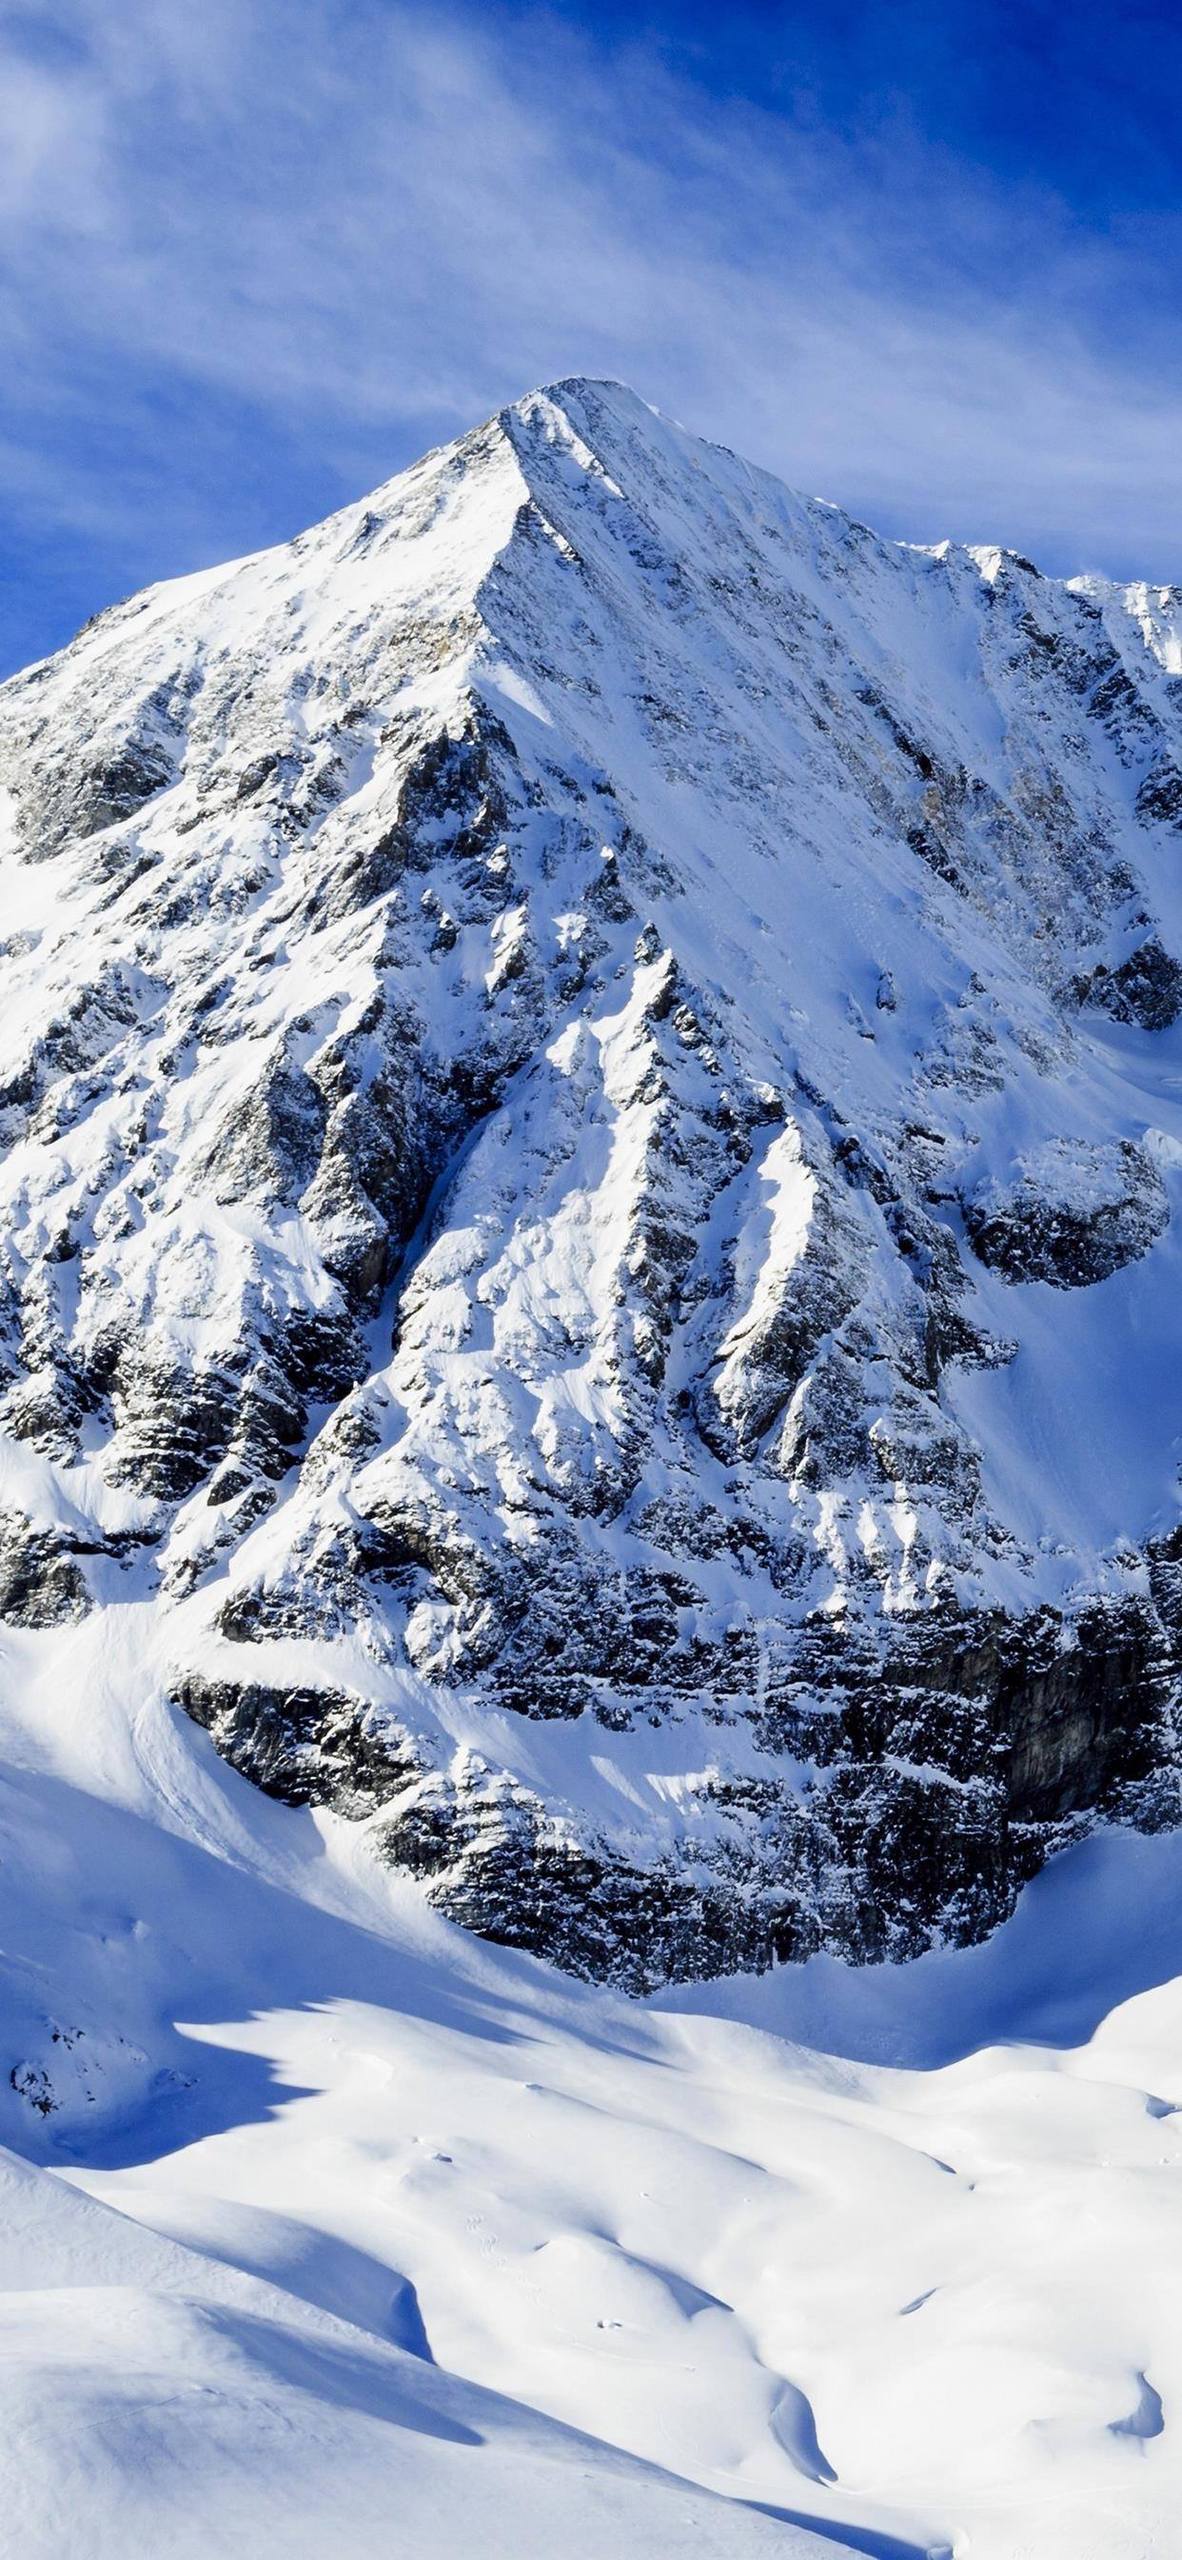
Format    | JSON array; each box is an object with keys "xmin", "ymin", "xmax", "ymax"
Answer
[{"xmin": 2, "ymin": 377, "xmax": 1182, "ymax": 1989}]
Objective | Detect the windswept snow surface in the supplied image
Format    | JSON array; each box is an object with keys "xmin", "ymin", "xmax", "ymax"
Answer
[{"xmin": 2, "ymin": 1619, "xmax": 1182, "ymax": 2559}]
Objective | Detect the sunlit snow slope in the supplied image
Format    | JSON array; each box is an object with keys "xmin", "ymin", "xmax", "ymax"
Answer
[
  {"xmin": 4, "ymin": 1610, "xmax": 1182, "ymax": 2558},
  {"xmin": 1, "ymin": 377, "xmax": 1182, "ymax": 1985}
]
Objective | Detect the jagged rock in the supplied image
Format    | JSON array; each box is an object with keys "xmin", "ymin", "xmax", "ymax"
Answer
[
  {"xmin": 172, "ymin": 1671, "xmax": 420, "ymax": 1812},
  {"xmin": 963, "ymin": 1139, "xmax": 1169, "ymax": 1287},
  {"xmin": 1075, "ymin": 935, "xmax": 1182, "ymax": 1030},
  {"xmin": 0, "ymin": 1513, "xmax": 92, "ymax": 1627},
  {"xmin": 200, "ymin": 1051, "xmax": 328, "ymax": 1209}
]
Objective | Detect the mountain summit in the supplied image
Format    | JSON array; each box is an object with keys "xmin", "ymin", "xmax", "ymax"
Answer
[{"xmin": 2, "ymin": 376, "xmax": 1182, "ymax": 1985}]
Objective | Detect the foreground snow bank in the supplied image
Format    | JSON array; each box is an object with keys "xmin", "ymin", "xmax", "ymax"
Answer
[{"xmin": 0, "ymin": 1613, "xmax": 1180, "ymax": 2557}]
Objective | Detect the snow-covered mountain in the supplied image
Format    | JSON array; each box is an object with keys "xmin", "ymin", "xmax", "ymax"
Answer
[
  {"xmin": 3, "ymin": 375, "xmax": 1182, "ymax": 1988},
  {"xmin": 8, "ymin": 379, "xmax": 1182, "ymax": 2560}
]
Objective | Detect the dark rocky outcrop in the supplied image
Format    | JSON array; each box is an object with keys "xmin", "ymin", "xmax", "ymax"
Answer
[
  {"xmin": 171, "ymin": 1672, "xmax": 421, "ymax": 1814},
  {"xmin": 964, "ymin": 1140, "xmax": 1169, "ymax": 1287},
  {"xmin": 170, "ymin": 1585, "xmax": 1182, "ymax": 1992},
  {"xmin": 0, "ymin": 1513, "xmax": 93, "ymax": 1627},
  {"xmin": 1074, "ymin": 936, "xmax": 1182, "ymax": 1031}
]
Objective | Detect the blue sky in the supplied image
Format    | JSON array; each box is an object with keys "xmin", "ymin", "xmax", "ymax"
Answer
[{"xmin": 1, "ymin": 0, "xmax": 1180, "ymax": 675}]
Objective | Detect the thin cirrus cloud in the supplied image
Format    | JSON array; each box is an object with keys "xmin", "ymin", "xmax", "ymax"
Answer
[{"xmin": 0, "ymin": 0, "xmax": 1178, "ymax": 675}]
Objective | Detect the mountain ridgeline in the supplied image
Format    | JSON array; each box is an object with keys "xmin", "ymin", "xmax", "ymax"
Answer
[{"xmin": 2, "ymin": 378, "xmax": 1182, "ymax": 1987}]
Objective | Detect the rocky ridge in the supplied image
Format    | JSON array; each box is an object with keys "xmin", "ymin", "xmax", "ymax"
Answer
[{"xmin": 2, "ymin": 379, "xmax": 1182, "ymax": 1986}]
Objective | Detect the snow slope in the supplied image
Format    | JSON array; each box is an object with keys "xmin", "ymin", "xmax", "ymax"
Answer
[
  {"xmin": 4, "ymin": 1608, "xmax": 1182, "ymax": 2557},
  {"xmin": 1, "ymin": 376, "xmax": 1182, "ymax": 1981}
]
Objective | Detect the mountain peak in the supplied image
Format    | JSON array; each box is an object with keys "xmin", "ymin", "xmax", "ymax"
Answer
[{"xmin": 0, "ymin": 388, "xmax": 1181, "ymax": 1996}]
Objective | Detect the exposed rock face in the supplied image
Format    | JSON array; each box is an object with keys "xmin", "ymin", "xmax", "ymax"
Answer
[
  {"xmin": 2, "ymin": 378, "xmax": 1182, "ymax": 1985},
  {"xmin": 1075, "ymin": 934, "xmax": 1182, "ymax": 1031},
  {"xmin": 0, "ymin": 1513, "xmax": 93, "ymax": 1629},
  {"xmin": 173, "ymin": 1671, "xmax": 420, "ymax": 1813},
  {"xmin": 963, "ymin": 1140, "xmax": 1170, "ymax": 1288}
]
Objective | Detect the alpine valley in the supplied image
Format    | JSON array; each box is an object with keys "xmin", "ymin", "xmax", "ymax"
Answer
[{"xmin": 3, "ymin": 378, "xmax": 1182, "ymax": 2558}]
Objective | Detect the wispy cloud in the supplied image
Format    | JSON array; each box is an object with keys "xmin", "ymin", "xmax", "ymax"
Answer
[{"xmin": 1, "ymin": 0, "xmax": 1179, "ymax": 669}]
